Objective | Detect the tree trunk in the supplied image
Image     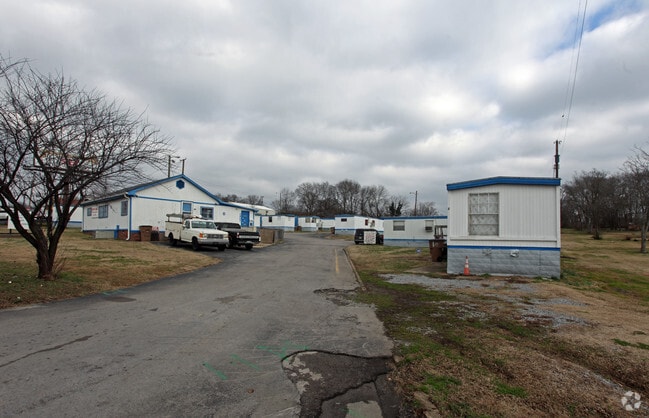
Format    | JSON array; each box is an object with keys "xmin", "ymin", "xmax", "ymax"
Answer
[
  {"xmin": 641, "ymin": 223, "xmax": 648, "ymax": 254},
  {"xmin": 35, "ymin": 242, "xmax": 56, "ymax": 281}
]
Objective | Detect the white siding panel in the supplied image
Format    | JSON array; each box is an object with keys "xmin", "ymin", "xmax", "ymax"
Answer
[
  {"xmin": 448, "ymin": 183, "xmax": 560, "ymax": 248},
  {"xmin": 499, "ymin": 185, "xmax": 559, "ymax": 240}
]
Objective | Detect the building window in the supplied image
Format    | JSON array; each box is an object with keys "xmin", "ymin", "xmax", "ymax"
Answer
[
  {"xmin": 268, "ymin": 216, "xmax": 273, "ymax": 223},
  {"xmin": 340, "ymin": 218, "xmax": 347, "ymax": 222},
  {"xmin": 425, "ymin": 220, "xmax": 434, "ymax": 232},
  {"xmin": 182, "ymin": 202, "xmax": 192, "ymax": 217},
  {"xmin": 86, "ymin": 207, "xmax": 93, "ymax": 217},
  {"xmin": 98, "ymin": 204, "xmax": 109, "ymax": 219},
  {"xmin": 468, "ymin": 193, "xmax": 499, "ymax": 236},
  {"xmin": 200, "ymin": 207, "xmax": 214, "ymax": 219},
  {"xmin": 393, "ymin": 220, "xmax": 405, "ymax": 231},
  {"xmin": 121, "ymin": 200, "xmax": 128, "ymax": 216}
]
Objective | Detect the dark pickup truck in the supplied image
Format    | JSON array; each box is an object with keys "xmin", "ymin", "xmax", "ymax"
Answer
[{"xmin": 214, "ymin": 222, "xmax": 261, "ymax": 250}]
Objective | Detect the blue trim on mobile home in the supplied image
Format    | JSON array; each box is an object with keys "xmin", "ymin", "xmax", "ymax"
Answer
[{"xmin": 446, "ymin": 176, "xmax": 561, "ymax": 191}]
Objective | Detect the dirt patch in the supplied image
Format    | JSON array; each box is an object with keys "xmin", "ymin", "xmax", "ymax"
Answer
[{"xmin": 363, "ymin": 274, "xmax": 649, "ymax": 416}]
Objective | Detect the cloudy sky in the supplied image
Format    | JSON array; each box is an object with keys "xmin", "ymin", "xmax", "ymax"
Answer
[{"xmin": 1, "ymin": 0, "xmax": 648, "ymax": 212}]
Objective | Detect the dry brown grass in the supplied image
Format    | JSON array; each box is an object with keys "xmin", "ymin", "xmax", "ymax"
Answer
[
  {"xmin": 348, "ymin": 230, "xmax": 649, "ymax": 417},
  {"xmin": 0, "ymin": 228, "xmax": 216, "ymax": 308}
]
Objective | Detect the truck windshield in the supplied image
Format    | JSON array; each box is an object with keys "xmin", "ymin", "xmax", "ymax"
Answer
[{"xmin": 191, "ymin": 221, "xmax": 217, "ymax": 229}]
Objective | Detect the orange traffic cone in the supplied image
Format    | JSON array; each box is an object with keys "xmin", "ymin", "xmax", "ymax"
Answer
[{"xmin": 463, "ymin": 256, "xmax": 470, "ymax": 275}]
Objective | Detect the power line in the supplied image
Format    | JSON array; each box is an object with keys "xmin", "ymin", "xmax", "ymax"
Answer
[{"xmin": 555, "ymin": 0, "xmax": 588, "ymax": 177}]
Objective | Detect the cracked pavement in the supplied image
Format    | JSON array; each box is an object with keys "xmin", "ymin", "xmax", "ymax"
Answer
[{"xmin": 283, "ymin": 351, "xmax": 402, "ymax": 417}]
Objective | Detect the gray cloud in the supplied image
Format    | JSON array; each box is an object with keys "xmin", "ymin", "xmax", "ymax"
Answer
[{"xmin": 1, "ymin": 0, "xmax": 648, "ymax": 211}]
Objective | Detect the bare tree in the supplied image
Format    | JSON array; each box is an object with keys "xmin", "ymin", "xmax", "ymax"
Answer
[
  {"xmin": 336, "ymin": 179, "xmax": 361, "ymax": 214},
  {"xmin": 272, "ymin": 187, "xmax": 296, "ymax": 214},
  {"xmin": 623, "ymin": 146, "xmax": 649, "ymax": 253},
  {"xmin": 361, "ymin": 185, "xmax": 389, "ymax": 218},
  {"xmin": 415, "ymin": 201, "xmax": 439, "ymax": 216},
  {"xmin": 315, "ymin": 182, "xmax": 339, "ymax": 217},
  {"xmin": 295, "ymin": 182, "xmax": 320, "ymax": 215},
  {"xmin": 0, "ymin": 57, "xmax": 172, "ymax": 280},
  {"xmin": 562, "ymin": 169, "xmax": 615, "ymax": 239},
  {"xmin": 244, "ymin": 195, "xmax": 265, "ymax": 205},
  {"xmin": 216, "ymin": 193, "xmax": 239, "ymax": 202}
]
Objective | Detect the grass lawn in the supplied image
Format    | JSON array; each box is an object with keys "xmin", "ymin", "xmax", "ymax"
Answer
[
  {"xmin": 346, "ymin": 229, "xmax": 649, "ymax": 417},
  {"xmin": 0, "ymin": 228, "xmax": 216, "ymax": 309}
]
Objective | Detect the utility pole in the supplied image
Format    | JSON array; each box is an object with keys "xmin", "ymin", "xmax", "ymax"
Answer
[
  {"xmin": 553, "ymin": 140, "xmax": 561, "ymax": 178},
  {"xmin": 411, "ymin": 191, "xmax": 418, "ymax": 216}
]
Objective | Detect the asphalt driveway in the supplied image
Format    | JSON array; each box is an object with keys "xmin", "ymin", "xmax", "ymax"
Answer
[{"xmin": 0, "ymin": 233, "xmax": 400, "ymax": 417}]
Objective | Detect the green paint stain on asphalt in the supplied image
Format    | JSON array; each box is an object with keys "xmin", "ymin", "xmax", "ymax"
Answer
[
  {"xmin": 231, "ymin": 354, "xmax": 261, "ymax": 370},
  {"xmin": 203, "ymin": 362, "xmax": 228, "ymax": 380}
]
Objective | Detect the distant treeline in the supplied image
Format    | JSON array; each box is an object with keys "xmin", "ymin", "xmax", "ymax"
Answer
[{"xmin": 216, "ymin": 179, "xmax": 438, "ymax": 218}]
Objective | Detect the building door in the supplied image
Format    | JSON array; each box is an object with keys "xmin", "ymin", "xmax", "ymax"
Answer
[{"xmin": 240, "ymin": 211, "xmax": 250, "ymax": 227}]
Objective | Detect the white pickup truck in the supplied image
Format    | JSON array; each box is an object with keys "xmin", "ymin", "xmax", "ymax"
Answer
[{"xmin": 165, "ymin": 215, "xmax": 229, "ymax": 251}]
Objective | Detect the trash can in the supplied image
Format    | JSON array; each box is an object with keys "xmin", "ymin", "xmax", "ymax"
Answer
[
  {"xmin": 139, "ymin": 225, "xmax": 152, "ymax": 242},
  {"xmin": 429, "ymin": 239, "xmax": 447, "ymax": 262}
]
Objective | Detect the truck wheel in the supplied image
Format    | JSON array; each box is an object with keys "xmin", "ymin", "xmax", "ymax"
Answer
[
  {"xmin": 169, "ymin": 234, "xmax": 178, "ymax": 246},
  {"xmin": 245, "ymin": 244, "xmax": 253, "ymax": 250},
  {"xmin": 191, "ymin": 237, "xmax": 201, "ymax": 251}
]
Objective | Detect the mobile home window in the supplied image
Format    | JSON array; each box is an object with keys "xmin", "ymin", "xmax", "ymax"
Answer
[
  {"xmin": 120, "ymin": 200, "xmax": 128, "ymax": 216},
  {"xmin": 468, "ymin": 193, "xmax": 499, "ymax": 236},
  {"xmin": 393, "ymin": 220, "xmax": 405, "ymax": 231},
  {"xmin": 98, "ymin": 204, "xmax": 109, "ymax": 219},
  {"xmin": 200, "ymin": 207, "xmax": 214, "ymax": 219}
]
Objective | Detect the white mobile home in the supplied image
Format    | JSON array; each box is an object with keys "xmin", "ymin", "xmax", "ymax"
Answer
[
  {"xmin": 320, "ymin": 218, "xmax": 335, "ymax": 231},
  {"xmin": 334, "ymin": 214, "xmax": 384, "ymax": 235},
  {"xmin": 446, "ymin": 176, "xmax": 561, "ymax": 277},
  {"xmin": 297, "ymin": 216, "xmax": 320, "ymax": 232},
  {"xmin": 383, "ymin": 216, "xmax": 448, "ymax": 247},
  {"xmin": 258, "ymin": 214, "xmax": 297, "ymax": 231},
  {"xmin": 82, "ymin": 175, "xmax": 254, "ymax": 239}
]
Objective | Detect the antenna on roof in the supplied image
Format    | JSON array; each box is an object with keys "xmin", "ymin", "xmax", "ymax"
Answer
[{"xmin": 553, "ymin": 140, "xmax": 561, "ymax": 178}]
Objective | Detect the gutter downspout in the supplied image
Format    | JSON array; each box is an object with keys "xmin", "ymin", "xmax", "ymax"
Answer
[{"xmin": 125, "ymin": 193, "xmax": 132, "ymax": 240}]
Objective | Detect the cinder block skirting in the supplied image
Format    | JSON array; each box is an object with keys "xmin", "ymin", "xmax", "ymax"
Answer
[{"xmin": 447, "ymin": 246, "xmax": 560, "ymax": 278}]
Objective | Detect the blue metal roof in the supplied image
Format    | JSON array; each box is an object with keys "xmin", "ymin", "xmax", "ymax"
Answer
[{"xmin": 446, "ymin": 176, "xmax": 561, "ymax": 191}]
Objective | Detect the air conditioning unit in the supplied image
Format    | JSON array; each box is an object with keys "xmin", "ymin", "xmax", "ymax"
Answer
[{"xmin": 425, "ymin": 226, "xmax": 433, "ymax": 232}]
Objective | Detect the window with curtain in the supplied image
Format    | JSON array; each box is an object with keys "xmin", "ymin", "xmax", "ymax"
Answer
[
  {"xmin": 98, "ymin": 204, "xmax": 108, "ymax": 219},
  {"xmin": 200, "ymin": 207, "xmax": 214, "ymax": 219}
]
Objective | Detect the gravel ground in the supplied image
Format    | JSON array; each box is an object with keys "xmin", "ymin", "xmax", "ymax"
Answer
[{"xmin": 380, "ymin": 274, "xmax": 589, "ymax": 328}]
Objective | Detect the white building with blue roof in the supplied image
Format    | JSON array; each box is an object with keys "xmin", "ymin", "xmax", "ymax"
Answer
[{"xmin": 81, "ymin": 174, "xmax": 254, "ymax": 240}]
